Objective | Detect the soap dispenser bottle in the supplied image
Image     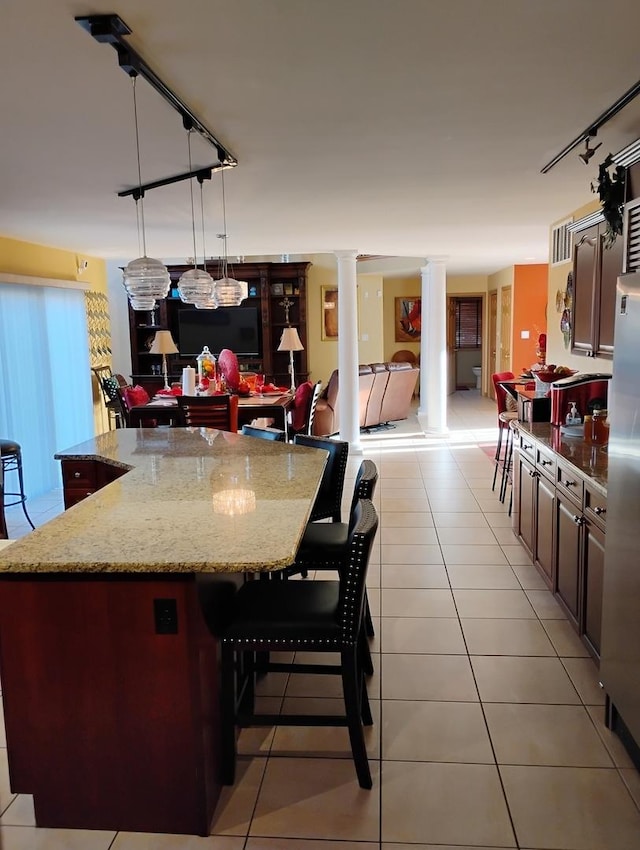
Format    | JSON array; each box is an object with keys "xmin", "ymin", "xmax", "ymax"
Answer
[{"xmin": 566, "ymin": 402, "xmax": 580, "ymax": 425}]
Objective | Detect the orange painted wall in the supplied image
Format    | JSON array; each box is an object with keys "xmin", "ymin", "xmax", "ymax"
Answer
[{"xmin": 512, "ymin": 264, "xmax": 548, "ymax": 374}]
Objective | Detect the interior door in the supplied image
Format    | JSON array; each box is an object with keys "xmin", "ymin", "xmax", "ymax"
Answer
[
  {"xmin": 499, "ymin": 286, "xmax": 512, "ymax": 373},
  {"xmin": 446, "ymin": 297, "xmax": 456, "ymax": 395},
  {"xmin": 489, "ymin": 291, "xmax": 497, "ymax": 398}
]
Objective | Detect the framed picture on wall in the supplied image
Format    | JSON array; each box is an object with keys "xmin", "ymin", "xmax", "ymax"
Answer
[
  {"xmin": 395, "ymin": 296, "xmax": 421, "ymax": 342},
  {"xmin": 321, "ymin": 286, "xmax": 339, "ymax": 340}
]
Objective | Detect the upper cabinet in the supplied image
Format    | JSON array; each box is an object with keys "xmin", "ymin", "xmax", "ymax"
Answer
[{"xmin": 571, "ymin": 220, "xmax": 623, "ymax": 359}]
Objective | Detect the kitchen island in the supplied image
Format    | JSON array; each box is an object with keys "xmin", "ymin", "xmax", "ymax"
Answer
[{"xmin": 0, "ymin": 428, "xmax": 326, "ymax": 835}]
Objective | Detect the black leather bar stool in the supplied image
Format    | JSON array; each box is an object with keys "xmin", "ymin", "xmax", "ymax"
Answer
[{"xmin": 1, "ymin": 440, "xmax": 35, "ymax": 530}]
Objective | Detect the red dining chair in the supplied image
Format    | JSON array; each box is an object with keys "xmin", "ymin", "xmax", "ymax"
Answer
[
  {"xmin": 491, "ymin": 371, "xmax": 518, "ymax": 495},
  {"xmin": 176, "ymin": 394, "xmax": 239, "ymax": 432}
]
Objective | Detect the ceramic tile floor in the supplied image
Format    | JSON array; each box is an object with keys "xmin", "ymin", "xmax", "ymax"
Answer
[{"xmin": 1, "ymin": 390, "xmax": 640, "ymax": 849}]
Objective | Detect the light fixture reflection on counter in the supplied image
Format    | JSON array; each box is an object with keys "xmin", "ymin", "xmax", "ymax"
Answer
[{"xmin": 212, "ymin": 488, "xmax": 256, "ymax": 516}]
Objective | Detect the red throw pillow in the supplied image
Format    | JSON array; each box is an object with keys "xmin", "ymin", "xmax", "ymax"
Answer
[
  {"xmin": 123, "ymin": 385, "xmax": 150, "ymax": 409},
  {"xmin": 291, "ymin": 381, "xmax": 313, "ymax": 431}
]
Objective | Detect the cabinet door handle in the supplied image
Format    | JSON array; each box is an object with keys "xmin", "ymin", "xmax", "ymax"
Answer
[
  {"xmin": 541, "ymin": 460, "xmax": 552, "ymax": 466},
  {"xmin": 594, "ymin": 506, "xmax": 606, "ymax": 515},
  {"xmin": 74, "ymin": 471, "xmax": 81, "ymax": 479},
  {"xmin": 563, "ymin": 479, "xmax": 577, "ymax": 488},
  {"xmin": 528, "ymin": 469, "xmax": 537, "ymax": 478},
  {"xmin": 523, "ymin": 443, "xmax": 532, "ymax": 450},
  {"xmin": 573, "ymin": 515, "xmax": 585, "ymax": 525}
]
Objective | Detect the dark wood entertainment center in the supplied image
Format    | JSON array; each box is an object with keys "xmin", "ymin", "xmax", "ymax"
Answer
[{"xmin": 129, "ymin": 260, "xmax": 309, "ymax": 393}]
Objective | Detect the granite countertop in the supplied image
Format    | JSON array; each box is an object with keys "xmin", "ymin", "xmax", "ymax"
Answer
[
  {"xmin": 0, "ymin": 428, "xmax": 326, "ymax": 575},
  {"xmin": 518, "ymin": 422, "xmax": 608, "ymax": 494}
]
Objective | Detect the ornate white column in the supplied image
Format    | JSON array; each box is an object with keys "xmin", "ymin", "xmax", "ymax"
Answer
[
  {"xmin": 418, "ymin": 257, "xmax": 448, "ymax": 434},
  {"xmin": 335, "ymin": 250, "xmax": 362, "ymax": 453}
]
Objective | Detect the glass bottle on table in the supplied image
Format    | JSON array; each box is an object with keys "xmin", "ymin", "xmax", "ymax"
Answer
[{"xmin": 196, "ymin": 346, "xmax": 216, "ymax": 393}]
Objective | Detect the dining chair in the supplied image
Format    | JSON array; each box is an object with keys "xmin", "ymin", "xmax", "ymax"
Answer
[
  {"xmin": 285, "ymin": 459, "xmax": 380, "ymax": 669},
  {"xmin": 240, "ymin": 424, "xmax": 286, "ymax": 441},
  {"xmin": 491, "ymin": 371, "xmax": 518, "ymax": 492},
  {"xmin": 176, "ymin": 394, "xmax": 239, "ymax": 432},
  {"xmin": 286, "ymin": 459, "xmax": 378, "ymax": 577},
  {"xmin": 292, "ymin": 434, "xmax": 349, "ymax": 522},
  {"xmin": 288, "ymin": 380, "xmax": 323, "ymax": 439},
  {"xmin": 218, "ymin": 499, "xmax": 378, "ymax": 789},
  {"xmin": 92, "ymin": 366, "xmax": 125, "ymax": 429}
]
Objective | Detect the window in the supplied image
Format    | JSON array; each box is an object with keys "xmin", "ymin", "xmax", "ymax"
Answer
[
  {"xmin": 0, "ymin": 283, "xmax": 94, "ymax": 498},
  {"xmin": 551, "ymin": 218, "xmax": 573, "ymax": 265},
  {"xmin": 455, "ymin": 297, "xmax": 482, "ymax": 348}
]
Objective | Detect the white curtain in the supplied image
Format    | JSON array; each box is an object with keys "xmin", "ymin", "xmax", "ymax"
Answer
[{"xmin": 0, "ymin": 283, "xmax": 94, "ymax": 498}]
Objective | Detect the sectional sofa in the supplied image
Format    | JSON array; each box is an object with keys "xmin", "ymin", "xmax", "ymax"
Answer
[{"xmin": 312, "ymin": 362, "xmax": 419, "ymax": 436}]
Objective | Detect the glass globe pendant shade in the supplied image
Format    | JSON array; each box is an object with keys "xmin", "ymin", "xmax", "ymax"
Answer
[
  {"xmin": 177, "ymin": 267, "xmax": 215, "ymax": 305},
  {"xmin": 194, "ymin": 292, "xmax": 219, "ymax": 310},
  {"xmin": 213, "ymin": 276, "xmax": 245, "ymax": 307},
  {"xmin": 123, "ymin": 256, "xmax": 171, "ymax": 311},
  {"xmin": 128, "ymin": 295, "xmax": 157, "ymax": 311}
]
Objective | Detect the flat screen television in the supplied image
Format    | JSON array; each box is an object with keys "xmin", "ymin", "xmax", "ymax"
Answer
[{"xmin": 177, "ymin": 307, "xmax": 261, "ymax": 358}]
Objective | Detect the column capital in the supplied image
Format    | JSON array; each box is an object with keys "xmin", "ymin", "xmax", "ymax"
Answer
[
  {"xmin": 420, "ymin": 256, "xmax": 448, "ymax": 273},
  {"xmin": 334, "ymin": 250, "xmax": 359, "ymax": 262}
]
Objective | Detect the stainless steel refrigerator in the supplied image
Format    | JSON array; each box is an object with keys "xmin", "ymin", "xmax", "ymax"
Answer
[{"xmin": 600, "ymin": 270, "xmax": 640, "ymax": 762}]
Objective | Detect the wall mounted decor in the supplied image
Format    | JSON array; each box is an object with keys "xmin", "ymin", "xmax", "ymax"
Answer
[
  {"xmin": 322, "ymin": 287, "xmax": 339, "ymax": 340},
  {"xmin": 395, "ymin": 297, "xmax": 421, "ymax": 342}
]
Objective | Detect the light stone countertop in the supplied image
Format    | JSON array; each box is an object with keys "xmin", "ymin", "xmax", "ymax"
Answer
[{"xmin": 0, "ymin": 428, "xmax": 327, "ymax": 574}]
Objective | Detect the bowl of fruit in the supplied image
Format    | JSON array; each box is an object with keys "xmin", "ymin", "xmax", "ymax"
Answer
[{"xmin": 534, "ymin": 365, "xmax": 577, "ymax": 384}]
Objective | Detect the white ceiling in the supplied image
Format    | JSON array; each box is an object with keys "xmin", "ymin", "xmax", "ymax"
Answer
[{"xmin": 2, "ymin": 0, "xmax": 640, "ymax": 274}]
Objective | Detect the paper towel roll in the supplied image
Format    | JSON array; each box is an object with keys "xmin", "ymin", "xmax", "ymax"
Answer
[{"xmin": 182, "ymin": 366, "xmax": 196, "ymax": 396}]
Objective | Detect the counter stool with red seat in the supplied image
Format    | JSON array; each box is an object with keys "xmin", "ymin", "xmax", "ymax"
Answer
[
  {"xmin": 1, "ymin": 440, "xmax": 35, "ymax": 530},
  {"xmin": 491, "ymin": 371, "xmax": 518, "ymax": 495}
]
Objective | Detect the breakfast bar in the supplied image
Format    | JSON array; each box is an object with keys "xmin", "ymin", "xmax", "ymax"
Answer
[{"xmin": 0, "ymin": 428, "xmax": 326, "ymax": 835}]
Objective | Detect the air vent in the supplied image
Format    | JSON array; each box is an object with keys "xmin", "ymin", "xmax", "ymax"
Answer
[
  {"xmin": 624, "ymin": 199, "xmax": 640, "ymax": 273},
  {"xmin": 551, "ymin": 219, "xmax": 573, "ymax": 265}
]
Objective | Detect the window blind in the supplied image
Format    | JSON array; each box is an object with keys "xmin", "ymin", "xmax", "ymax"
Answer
[
  {"xmin": 455, "ymin": 298, "xmax": 482, "ymax": 348},
  {"xmin": 0, "ymin": 283, "xmax": 93, "ymax": 499}
]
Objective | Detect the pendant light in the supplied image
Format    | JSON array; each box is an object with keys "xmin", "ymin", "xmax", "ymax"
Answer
[
  {"xmin": 122, "ymin": 76, "xmax": 170, "ymax": 311},
  {"xmin": 178, "ymin": 128, "xmax": 215, "ymax": 305},
  {"xmin": 212, "ymin": 169, "xmax": 246, "ymax": 308}
]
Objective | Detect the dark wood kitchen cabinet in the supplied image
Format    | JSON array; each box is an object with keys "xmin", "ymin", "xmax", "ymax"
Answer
[
  {"xmin": 60, "ymin": 459, "xmax": 127, "ymax": 509},
  {"xmin": 513, "ymin": 428, "xmax": 608, "ymax": 661},
  {"xmin": 572, "ymin": 221, "xmax": 623, "ymax": 359},
  {"xmin": 513, "ymin": 438, "xmax": 555, "ymax": 588}
]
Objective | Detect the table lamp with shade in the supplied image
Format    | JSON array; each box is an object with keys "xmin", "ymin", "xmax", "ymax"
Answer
[
  {"xmin": 149, "ymin": 330, "xmax": 179, "ymax": 391},
  {"xmin": 277, "ymin": 327, "xmax": 304, "ymax": 393}
]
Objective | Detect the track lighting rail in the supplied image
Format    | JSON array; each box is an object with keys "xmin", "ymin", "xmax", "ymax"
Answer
[
  {"xmin": 75, "ymin": 13, "xmax": 238, "ymax": 169},
  {"xmin": 117, "ymin": 165, "xmax": 216, "ymax": 200},
  {"xmin": 541, "ymin": 76, "xmax": 640, "ymax": 174}
]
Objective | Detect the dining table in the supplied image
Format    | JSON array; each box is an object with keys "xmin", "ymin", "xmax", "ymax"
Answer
[
  {"xmin": 128, "ymin": 391, "xmax": 294, "ymax": 435},
  {"xmin": 0, "ymin": 427, "xmax": 327, "ymax": 836}
]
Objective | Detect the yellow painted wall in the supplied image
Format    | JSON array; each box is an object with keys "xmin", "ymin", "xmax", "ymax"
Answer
[
  {"xmin": 358, "ymin": 274, "xmax": 385, "ymax": 365},
  {"xmin": 448, "ymin": 275, "xmax": 489, "ymax": 294},
  {"xmin": 0, "ymin": 235, "xmax": 109, "ymax": 432},
  {"xmin": 306, "ymin": 256, "xmax": 385, "ymax": 384},
  {"xmin": 0, "ymin": 236, "xmax": 107, "ymax": 293},
  {"xmin": 383, "ymin": 275, "xmax": 421, "ymax": 362},
  {"xmin": 306, "ymin": 254, "xmax": 338, "ymax": 383},
  {"xmin": 546, "ymin": 199, "xmax": 612, "ymax": 371}
]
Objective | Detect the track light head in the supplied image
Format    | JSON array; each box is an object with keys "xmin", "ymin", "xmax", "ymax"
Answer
[{"xmin": 579, "ymin": 137, "xmax": 602, "ymax": 165}]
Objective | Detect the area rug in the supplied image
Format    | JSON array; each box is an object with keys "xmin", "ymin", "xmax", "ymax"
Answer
[{"xmin": 480, "ymin": 443, "xmax": 498, "ymax": 460}]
